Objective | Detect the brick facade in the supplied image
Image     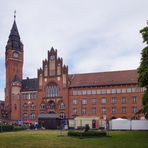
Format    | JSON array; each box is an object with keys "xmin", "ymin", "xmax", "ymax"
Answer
[{"xmin": 4, "ymin": 19, "xmax": 144, "ymax": 122}]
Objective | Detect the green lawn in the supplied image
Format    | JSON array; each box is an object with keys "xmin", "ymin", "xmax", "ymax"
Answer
[{"xmin": 0, "ymin": 130, "xmax": 148, "ymax": 148}]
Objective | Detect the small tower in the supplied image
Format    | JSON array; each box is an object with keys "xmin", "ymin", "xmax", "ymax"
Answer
[{"xmin": 5, "ymin": 13, "xmax": 23, "ymax": 120}]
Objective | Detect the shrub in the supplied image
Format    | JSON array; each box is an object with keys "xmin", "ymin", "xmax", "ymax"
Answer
[
  {"xmin": 0, "ymin": 125, "xmax": 14, "ymax": 132},
  {"xmin": 84, "ymin": 124, "xmax": 90, "ymax": 132},
  {"xmin": 13, "ymin": 126, "xmax": 27, "ymax": 131},
  {"xmin": 68, "ymin": 130, "xmax": 107, "ymax": 137},
  {"xmin": 0, "ymin": 125, "xmax": 27, "ymax": 132}
]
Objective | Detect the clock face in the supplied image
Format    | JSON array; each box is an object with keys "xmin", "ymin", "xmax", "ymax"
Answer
[
  {"xmin": 50, "ymin": 55, "xmax": 55, "ymax": 60},
  {"xmin": 13, "ymin": 52, "xmax": 19, "ymax": 58}
]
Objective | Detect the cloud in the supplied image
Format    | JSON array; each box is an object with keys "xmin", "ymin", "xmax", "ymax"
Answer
[{"xmin": 0, "ymin": 0, "xmax": 148, "ymax": 100}]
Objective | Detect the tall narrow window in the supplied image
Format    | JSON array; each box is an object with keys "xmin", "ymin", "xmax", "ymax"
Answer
[
  {"xmin": 101, "ymin": 98, "xmax": 106, "ymax": 104},
  {"xmin": 122, "ymin": 97, "xmax": 126, "ymax": 104},
  {"xmin": 45, "ymin": 82, "xmax": 59, "ymax": 97},
  {"xmin": 132, "ymin": 96, "xmax": 137, "ymax": 104},
  {"xmin": 111, "ymin": 97, "xmax": 117, "ymax": 104}
]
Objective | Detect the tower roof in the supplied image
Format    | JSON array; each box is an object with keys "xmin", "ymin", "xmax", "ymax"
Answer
[
  {"xmin": 9, "ymin": 20, "xmax": 20, "ymax": 39},
  {"xmin": 6, "ymin": 18, "xmax": 23, "ymax": 51}
]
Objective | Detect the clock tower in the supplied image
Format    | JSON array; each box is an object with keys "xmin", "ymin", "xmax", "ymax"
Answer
[{"xmin": 5, "ymin": 16, "xmax": 24, "ymax": 120}]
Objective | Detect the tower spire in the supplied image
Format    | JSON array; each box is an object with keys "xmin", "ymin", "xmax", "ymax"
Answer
[
  {"xmin": 6, "ymin": 12, "xmax": 23, "ymax": 51},
  {"xmin": 14, "ymin": 10, "xmax": 16, "ymax": 20}
]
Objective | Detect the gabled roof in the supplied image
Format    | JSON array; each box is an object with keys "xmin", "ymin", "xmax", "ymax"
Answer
[
  {"xmin": 69, "ymin": 69, "xmax": 138, "ymax": 88},
  {"xmin": 21, "ymin": 78, "xmax": 38, "ymax": 91}
]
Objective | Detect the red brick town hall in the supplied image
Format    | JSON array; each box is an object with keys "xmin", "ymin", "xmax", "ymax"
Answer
[{"xmin": 3, "ymin": 18, "xmax": 144, "ymax": 129}]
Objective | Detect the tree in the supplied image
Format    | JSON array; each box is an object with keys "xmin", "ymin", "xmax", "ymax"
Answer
[{"xmin": 138, "ymin": 23, "xmax": 148, "ymax": 119}]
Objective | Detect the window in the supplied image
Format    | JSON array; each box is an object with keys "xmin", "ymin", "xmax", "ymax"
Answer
[
  {"xmin": 122, "ymin": 107, "xmax": 126, "ymax": 113},
  {"xmin": 112, "ymin": 89, "xmax": 116, "ymax": 94},
  {"xmin": 132, "ymin": 106, "xmax": 137, "ymax": 113},
  {"xmin": 40, "ymin": 103, "xmax": 46, "ymax": 110},
  {"xmin": 107, "ymin": 89, "xmax": 111, "ymax": 94},
  {"xmin": 92, "ymin": 90, "xmax": 96, "ymax": 94},
  {"xmin": 30, "ymin": 93, "xmax": 36, "ymax": 99},
  {"xmin": 77, "ymin": 90, "xmax": 82, "ymax": 95},
  {"xmin": 82, "ymin": 108, "xmax": 87, "ymax": 114},
  {"xmin": 111, "ymin": 97, "xmax": 117, "ymax": 104},
  {"xmin": 73, "ymin": 99, "xmax": 78, "ymax": 105},
  {"xmin": 92, "ymin": 98, "xmax": 96, "ymax": 105},
  {"xmin": 82, "ymin": 99, "xmax": 87, "ymax": 105},
  {"xmin": 101, "ymin": 90, "xmax": 107, "ymax": 94},
  {"xmin": 101, "ymin": 98, "xmax": 106, "ymax": 104},
  {"xmin": 30, "ymin": 114, "xmax": 36, "ymax": 119},
  {"xmin": 92, "ymin": 108, "xmax": 96, "ymax": 114},
  {"xmin": 82, "ymin": 90, "xmax": 87, "ymax": 95},
  {"xmin": 102, "ymin": 108, "xmax": 106, "ymax": 114},
  {"xmin": 132, "ymin": 96, "xmax": 137, "ymax": 104},
  {"xmin": 122, "ymin": 97, "xmax": 126, "ymax": 104},
  {"xmin": 45, "ymin": 82, "xmax": 59, "ymax": 97},
  {"xmin": 122, "ymin": 89, "xmax": 126, "ymax": 93},
  {"xmin": 87, "ymin": 90, "xmax": 91, "ymax": 95},
  {"xmin": 97, "ymin": 90, "xmax": 101, "ymax": 94},
  {"xmin": 23, "ymin": 103, "xmax": 28, "ymax": 111},
  {"xmin": 73, "ymin": 90, "xmax": 78, "ymax": 95},
  {"xmin": 132, "ymin": 88, "xmax": 136, "ymax": 92},
  {"xmin": 23, "ymin": 114, "xmax": 28, "ymax": 120},
  {"xmin": 49, "ymin": 102, "xmax": 55, "ymax": 109},
  {"xmin": 117, "ymin": 89, "xmax": 122, "ymax": 94},
  {"xmin": 112, "ymin": 107, "xmax": 117, "ymax": 114},
  {"xmin": 73, "ymin": 108, "xmax": 78, "ymax": 114},
  {"xmin": 31, "ymin": 103, "xmax": 36, "ymax": 110},
  {"xmin": 59, "ymin": 102, "xmax": 65, "ymax": 110},
  {"xmin": 14, "ymin": 104, "xmax": 17, "ymax": 111},
  {"xmin": 127, "ymin": 88, "xmax": 132, "ymax": 93}
]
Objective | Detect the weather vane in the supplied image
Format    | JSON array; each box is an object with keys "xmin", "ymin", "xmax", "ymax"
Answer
[{"xmin": 14, "ymin": 10, "xmax": 16, "ymax": 20}]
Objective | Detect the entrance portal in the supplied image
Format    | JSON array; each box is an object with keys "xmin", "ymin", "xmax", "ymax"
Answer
[{"xmin": 38, "ymin": 113, "xmax": 60, "ymax": 129}]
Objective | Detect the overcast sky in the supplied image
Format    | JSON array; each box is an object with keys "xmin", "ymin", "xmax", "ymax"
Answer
[{"xmin": 0, "ymin": 0, "xmax": 148, "ymax": 100}]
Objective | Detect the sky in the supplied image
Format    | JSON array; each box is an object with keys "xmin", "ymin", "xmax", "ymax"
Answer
[{"xmin": 0, "ymin": 0, "xmax": 148, "ymax": 100}]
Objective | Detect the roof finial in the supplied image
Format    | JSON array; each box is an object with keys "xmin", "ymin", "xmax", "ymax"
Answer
[{"xmin": 14, "ymin": 10, "xmax": 16, "ymax": 20}]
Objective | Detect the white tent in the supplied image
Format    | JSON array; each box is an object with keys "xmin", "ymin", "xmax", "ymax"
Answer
[{"xmin": 109, "ymin": 118, "xmax": 131, "ymax": 130}]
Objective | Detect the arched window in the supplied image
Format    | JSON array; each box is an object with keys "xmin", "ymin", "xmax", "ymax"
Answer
[
  {"xmin": 45, "ymin": 82, "xmax": 59, "ymax": 97},
  {"xmin": 23, "ymin": 103, "xmax": 28, "ymax": 111},
  {"xmin": 40, "ymin": 103, "xmax": 46, "ymax": 110},
  {"xmin": 59, "ymin": 102, "xmax": 65, "ymax": 110},
  {"xmin": 31, "ymin": 103, "xmax": 36, "ymax": 110}
]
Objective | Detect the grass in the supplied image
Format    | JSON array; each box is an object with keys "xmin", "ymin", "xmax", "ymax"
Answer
[{"xmin": 0, "ymin": 130, "xmax": 148, "ymax": 148}]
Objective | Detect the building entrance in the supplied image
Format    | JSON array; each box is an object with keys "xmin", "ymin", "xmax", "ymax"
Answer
[{"xmin": 38, "ymin": 113, "xmax": 60, "ymax": 129}]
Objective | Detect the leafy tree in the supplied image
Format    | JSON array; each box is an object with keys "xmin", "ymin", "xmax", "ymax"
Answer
[{"xmin": 138, "ymin": 24, "xmax": 148, "ymax": 119}]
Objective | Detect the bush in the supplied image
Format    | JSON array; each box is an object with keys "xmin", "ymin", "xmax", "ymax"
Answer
[
  {"xmin": 0, "ymin": 125, "xmax": 14, "ymax": 132},
  {"xmin": 68, "ymin": 130, "xmax": 107, "ymax": 137},
  {"xmin": 0, "ymin": 125, "xmax": 27, "ymax": 132},
  {"xmin": 13, "ymin": 126, "xmax": 27, "ymax": 131},
  {"xmin": 84, "ymin": 124, "xmax": 90, "ymax": 132}
]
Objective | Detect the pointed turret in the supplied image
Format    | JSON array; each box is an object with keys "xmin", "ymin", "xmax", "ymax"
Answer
[{"xmin": 6, "ymin": 18, "xmax": 23, "ymax": 51}]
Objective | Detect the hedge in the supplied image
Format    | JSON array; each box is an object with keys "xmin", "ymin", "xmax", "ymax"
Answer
[
  {"xmin": 68, "ymin": 130, "xmax": 107, "ymax": 137},
  {"xmin": 13, "ymin": 126, "xmax": 27, "ymax": 131},
  {"xmin": 0, "ymin": 125, "xmax": 27, "ymax": 132}
]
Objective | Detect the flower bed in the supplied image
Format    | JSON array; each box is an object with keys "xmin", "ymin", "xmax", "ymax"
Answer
[{"xmin": 68, "ymin": 130, "xmax": 107, "ymax": 137}]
